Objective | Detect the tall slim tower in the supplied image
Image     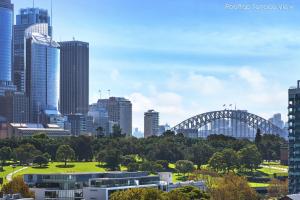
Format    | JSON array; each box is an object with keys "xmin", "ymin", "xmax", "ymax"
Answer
[
  {"xmin": 288, "ymin": 80, "xmax": 300, "ymax": 194},
  {"xmin": 59, "ymin": 41, "xmax": 89, "ymax": 115},
  {"xmin": 13, "ymin": 8, "xmax": 51, "ymax": 92},
  {"xmin": 0, "ymin": 0, "xmax": 15, "ymax": 95},
  {"xmin": 25, "ymin": 24, "xmax": 60, "ymax": 123},
  {"xmin": 144, "ymin": 110, "xmax": 159, "ymax": 138}
]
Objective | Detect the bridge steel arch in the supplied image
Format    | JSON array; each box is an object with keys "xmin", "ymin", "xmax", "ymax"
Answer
[{"xmin": 171, "ymin": 110, "xmax": 285, "ymax": 137}]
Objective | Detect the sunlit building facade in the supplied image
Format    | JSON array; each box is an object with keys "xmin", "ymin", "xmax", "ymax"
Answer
[
  {"xmin": 25, "ymin": 24, "xmax": 60, "ymax": 123},
  {"xmin": 0, "ymin": 0, "xmax": 16, "ymax": 96},
  {"xmin": 13, "ymin": 8, "xmax": 51, "ymax": 92}
]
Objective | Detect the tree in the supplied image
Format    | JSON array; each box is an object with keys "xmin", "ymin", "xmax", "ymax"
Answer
[
  {"xmin": 112, "ymin": 124, "xmax": 122, "ymax": 137},
  {"xmin": 56, "ymin": 145, "xmax": 75, "ymax": 166},
  {"xmin": 33, "ymin": 155, "xmax": 48, "ymax": 167},
  {"xmin": 0, "ymin": 147, "xmax": 12, "ymax": 165},
  {"xmin": 139, "ymin": 161, "xmax": 163, "ymax": 173},
  {"xmin": 189, "ymin": 143, "xmax": 214, "ymax": 169},
  {"xmin": 1, "ymin": 176, "xmax": 34, "ymax": 198},
  {"xmin": 238, "ymin": 145, "xmax": 262, "ymax": 171},
  {"xmin": 156, "ymin": 160, "xmax": 169, "ymax": 171},
  {"xmin": 171, "ymin": 186, "xmax": 210, "ymax": 200},
  {"xmin": 268, "ymin": 179, "xmax": 288, "ymax": 198},
  {"xmin": 96, "ymin": 151, "xmax": 105, "ymax": 166},
  {"xmin": 254, "ymin": 128, "xmax": 262, "ymax": 146},
  {"xmin": 175, "ymin": 160, "xmax": 195, "ymax": 176},
  {"xmin": 127, "ymin": 162, "xmax": 139, "ymax": 172},
  {"xmin": 100, "ymin": 148, "xmax": 122, "ymax": 170},
  {"xmin": 43, "ymin": 152, "xmax": 52, "ymax": 162},
  {"xmin": 14, "ymin": 143, "xmax": 41, "ymax": 165},
  {"xmin": 69, "ymin": 136, "xmax": 93, "ymax": 161},
  {"xmin": 210, "ymin": 173, "xmax": 258, "ymax": 200},
  {"xmin": 96, "ymin": 126, "xmax": 104, "ymax": 137},
  {"xmin": 208, "ymin": 152, "xmax": 226, "ymax": 172},
  {"xmin": 163, "ymin": 190, "xmax": 189, "ymax": 200},
  {"xmin": 222, "ymin": 148, "xmax": 239, "ymax": 172},
  {"xmin": 110, "ymin": 188, "xmax": 164, "ymax": 200},
  {"xmin": 121, "ymin": 155, "xmax": 136, "ymax": 167}
]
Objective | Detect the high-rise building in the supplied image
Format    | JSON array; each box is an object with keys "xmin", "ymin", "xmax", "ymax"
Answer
[
  {"xmin": 67, "ymin": 114, "xmax": 93, "ymax": 136},
  {"xmin": 13, "ymin": 8, "xmax": 52, "ymax": 92},
  {"xmin": 269, "ymin": 113, "xmax": 284, "ymax": 129},
  {"xmin": 0, "ymin": 0, "xmax": 16, "ymax": 95},
  {"xmin": 107, "ymin": 97, "xmax": 132, "ymax": 136},
  {"xmin": 288, "ymin": 80, "xmax": 300, "ymax": 194},
  {"xmin": 144, "ymin": 110, "xmax": 159, "ymax": 138},
  {"xmin": 25, "ymin": 24, "xmax": 60, "ymax": 123},
  {"xmin": 0, "ymin": 91, "xmax": 29, "ymax": 123},
  {"xmin": 59, "ymin": 41, "xmax": 89, "ymax": 115},
  {"xmin": 95, "ymin": 97, "xmax": 132, "ymax": 136}
]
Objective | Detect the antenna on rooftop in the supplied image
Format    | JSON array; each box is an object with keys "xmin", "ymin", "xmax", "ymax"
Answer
[
  {"xmin": 33, "ymin": 0, "xmax": 35, "ymax": 8},
  {"xmin": 51, "ymin": 0, "xmax": 53, "ymax": 27},
  {"xmin": 107, "ymin": 90, "xmax": 111, "ymax": 98}
]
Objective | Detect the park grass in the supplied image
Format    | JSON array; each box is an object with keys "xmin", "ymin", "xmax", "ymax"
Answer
[
  {"xmin": 0, "ymin": 165, "xmax": 23, "ymax": 187},
  {"xmin": 248, "ymin": 182, "xmax": 269, "ymax": 188},
  {"xmin": 262, "ymin": 161, "xmax": 288, "ymax": 169},
  {"xmin": 14, "ymin": 162, "xmax": 108, "ymax": 176},
  {"xmin": 257, "ymin": 167, "xmax": 287, "ymax": 176}
]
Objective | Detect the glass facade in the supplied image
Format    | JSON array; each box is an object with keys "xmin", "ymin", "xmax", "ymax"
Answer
[
  {"xmin": 25, "ymin": 31, "xmax": 60, "ymax": 122},
  {"xmin": 0, "ymin": 1, "xmax": 13, "ymax": 83},
  {"xmin": 14, "ymin": 8, "xmax": 52, "ymax": 92}
]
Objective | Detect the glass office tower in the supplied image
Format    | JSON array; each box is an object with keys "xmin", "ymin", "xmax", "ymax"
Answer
[
  {"xmin": 25, "ymin": 24, "xmax": 60, "ymax": 123},
  {"xmin": 0, "ymin": 0, "xmax": 13, "ymax": 83},
  {"xmin": 14, "ymin": 8, "xmax": 51, "ymax": 92}
]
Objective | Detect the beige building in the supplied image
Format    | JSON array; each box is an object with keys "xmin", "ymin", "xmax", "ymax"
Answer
[{"xmin": 144, "ymin": 110, "xmax": 159, "ymax": 138}]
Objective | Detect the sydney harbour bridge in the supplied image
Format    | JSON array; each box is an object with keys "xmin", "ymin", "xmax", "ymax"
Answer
[{"xmin": 171, "ymin": 110, "xmax": 286, "ymax": 140}]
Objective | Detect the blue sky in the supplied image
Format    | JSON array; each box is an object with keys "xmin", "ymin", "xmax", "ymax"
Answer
[{"xmin": 13, "ymin": 0, "xmax": 300, "ymax": 130}]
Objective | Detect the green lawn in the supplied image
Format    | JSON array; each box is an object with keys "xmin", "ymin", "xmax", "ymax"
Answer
[
  {"xmin": 0, "ymin": 165, "xmax": 23, "ymax": 185},
  {"xmin": 262, "ymin": 161, "xmax": 288, "ymax": 169},
  {"xmin": 248, "ymin": 182, "xmax": 269, "ymax": 188},
  {"xmin": 257, "ymin": 167, "xmax": 287, "ymax": 176},
  {"xmin": 14, "ymin": 162, "xmax": 109, "ymax": 176}
]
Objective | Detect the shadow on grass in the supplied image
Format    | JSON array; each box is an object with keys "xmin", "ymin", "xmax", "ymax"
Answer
[
  {"xmin": 96, "ymin": 164, "xmax": 106, "ymax": 168},
  {"xmin": 32, "ymin": 165, "xmax": 49, "ymax": 169},
  {"xmin": 55, "ymin": 164, "xmax": 75, "ymax": 168},
  {"xmin": 238, "ymin": 170, "xmax": 269, "ymax": 178}
]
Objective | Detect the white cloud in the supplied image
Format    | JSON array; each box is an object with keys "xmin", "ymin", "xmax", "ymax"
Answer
[
  {"xmin": 167, "ymin": 71, "xmax": 224, "ymax": 95},
  {"xmin": 237, "ymin": 67, "xmax": 266, "ymax": 90},
  {"xmin": 110, "ymin": 69, "xmax": 120, "ymax": 81}
]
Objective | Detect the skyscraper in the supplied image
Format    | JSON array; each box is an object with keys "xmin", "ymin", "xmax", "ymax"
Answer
[
  {"xmin": 59, "ymin": 41, "xmax": 89, "ymax": 115},
  {"xmin": 25, "ymin": 24, "xmax": 60, "ymax": 123},
  {"xmin": 144, "ymin": 110, "xmax": 159, "ymax": 138},
  {"xmin": 95, "ymin": 97, "xmax": 132, "ymax": 136},
  {"xmin": 288, "ymin": 80, "xmax": 300, "ymax": 194},
  {"xmin": 107, "ymin": 97, "xmax": 132, "ymax": 136},
  {"xmin": 0, "ymin": 0, "xmax": 15, "ymax": 95},
  {"xmin": 13, "ymin": 8, "xmax": 51, "ymax": 92},
  {"xmin": 0, "ymin": 91, "xmax": 29, "ymax": 123}
]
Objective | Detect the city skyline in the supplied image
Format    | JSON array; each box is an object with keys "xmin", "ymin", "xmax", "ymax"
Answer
[{"xmin": 12, "ymin": 0, "xmax": 300, "ymax": 130}]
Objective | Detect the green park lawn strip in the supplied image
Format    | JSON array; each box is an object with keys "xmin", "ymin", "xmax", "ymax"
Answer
[
  {"xmin": 257, "ymin": 167, "xmax": 287, "ymax": 176},
  {"xmin": 14, "ymin": 162, "xmax": 107, "ymax": 176},
  {"xmin": 0, "ymin": 165, "xmax": 23, "ymax": 186},
  {"xmin": 248, "ymin": 182, "xmax": 269, "ymax": 188}
]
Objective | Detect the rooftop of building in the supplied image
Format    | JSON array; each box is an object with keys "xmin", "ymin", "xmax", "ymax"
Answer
[
  {"xmin": 0, "ymin": 0, "xmax": 13, "ymax": 9},
  {"xmin": 24, "ymin": 171, "xmax": 151, "ymax": 176},
  {"xmin": 18, "ymin": 7, "xmax": 49, "ymax": 14},
  {"xmin": 30, "ymin": 32, "xmax": 59, "ymax": 47},
  {"xmin": 9, "ymin": 123, "xmax": 61, "ymax": 129}
]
